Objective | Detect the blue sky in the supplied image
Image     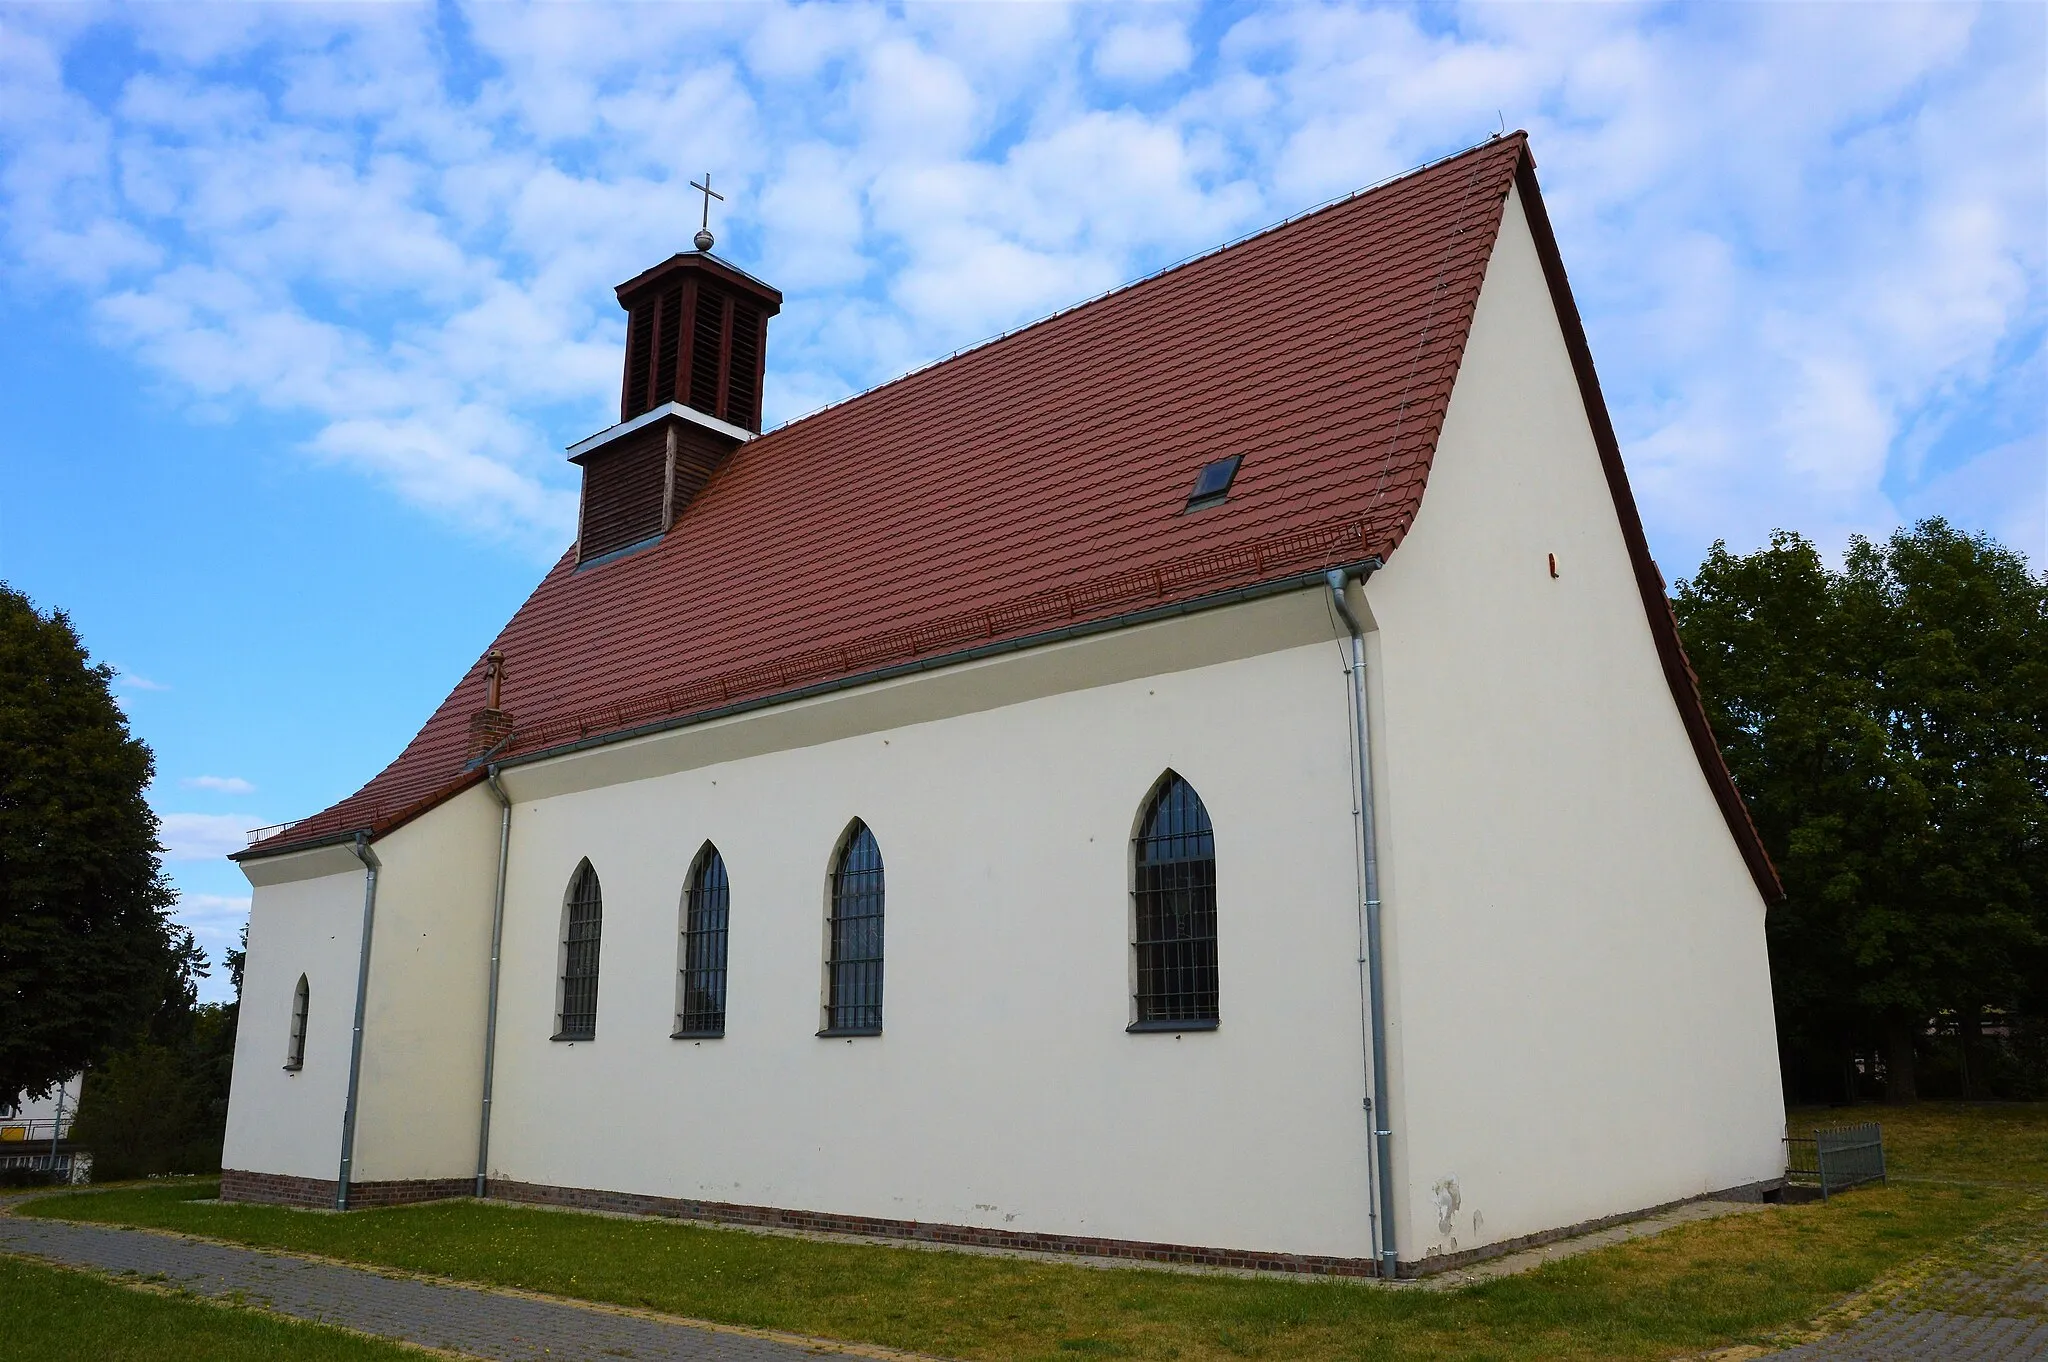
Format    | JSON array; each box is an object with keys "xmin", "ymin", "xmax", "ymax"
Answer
[{"xmin": 1, "ymin": 1, "xmax": 2042, "ymax": 1001}]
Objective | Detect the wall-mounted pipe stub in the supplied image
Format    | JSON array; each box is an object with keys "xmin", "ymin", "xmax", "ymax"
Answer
[{"xmin": 1327, "ymin": 562, "xmax": 1398, "ymax": 1278}]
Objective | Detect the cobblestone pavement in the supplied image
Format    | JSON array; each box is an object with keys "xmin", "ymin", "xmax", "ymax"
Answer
[
  {"xmin": 1774, "ymin": 1248, "xmax": 2048, "ymax": 1359},
  {"xmin": 0, "ymin": 1214, "xmax": 918, "ymax": 1360}
]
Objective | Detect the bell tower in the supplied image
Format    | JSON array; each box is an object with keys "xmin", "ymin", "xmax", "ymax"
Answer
[
  {"xmin": 568, "ymin": 179, "xmax": 783, "ymax": 566},
  {"xmin": 612, "ymin": 250, "xmax": 782, "ymax": 433}
]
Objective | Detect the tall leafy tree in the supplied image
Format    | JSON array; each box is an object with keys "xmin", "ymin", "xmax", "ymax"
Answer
[
  {"xmin": 0, "ymin": 584, "xmax": 183, "ymax": 1103},
  {"xmin": 70, "ymin": 923, "xmax": 239, "ymax": 1178},
  {"xmin": 1675, "ymin": 520, "xmax": 2048, "ymax": 1100}
]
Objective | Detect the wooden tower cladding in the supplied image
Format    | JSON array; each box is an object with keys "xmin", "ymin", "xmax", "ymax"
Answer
[
  {"xmin": 570, "ymin": 252, "xmax": 783, "ymax": 566},
  {"xmin": 615, "ymin": 253, "xmax": 782, "ymax": 432}
]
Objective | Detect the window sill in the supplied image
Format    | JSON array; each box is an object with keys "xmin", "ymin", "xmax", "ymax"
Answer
[
  {"xmin": 1127, "ymin": 1018, "xmax": 1220, "ymax": 1033},
  {"xmin": 817, "ymin": 1026, "xmax": 882, "ymax": 1039},
  {"xmin": 550, "ymin": 1032, "xmax": 595, "ymax": 1043},
  {"xmin": 671, "ymin": 1029, "xmax": 725, "ymax": 1040}
]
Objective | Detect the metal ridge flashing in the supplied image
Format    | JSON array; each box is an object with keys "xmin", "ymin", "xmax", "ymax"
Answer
[
  {"xmin": 496, "ymin": 562, "xmax": 1380, "ymax": 774},
  {"xmin": 567, "ymin": 401, "xmax": 754, "ymax": 461}
]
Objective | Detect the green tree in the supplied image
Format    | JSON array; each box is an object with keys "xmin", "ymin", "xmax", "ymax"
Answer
[
  {"xmin": 1675, "ymin": 520, "xmax": 2048, "ymax": 1100},
  {"xmin": 69, "ymin": 922, "xmax": 240, "ymax": 1180},
  {"xmin": 0, "ymin": 584, "xmax": 183, "ymax": 1103}
]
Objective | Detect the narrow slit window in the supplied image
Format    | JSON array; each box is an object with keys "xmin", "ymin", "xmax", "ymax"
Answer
[
  {"xmin": 824, "ymin": 822, "xmax": 884, "ymax": 1035},
  {"xmin": 1185, "ymin": 455, "xmax": 1242, "ymax": 510},
  {"xmin": 1132, "ymin": 774, "xmax": 1220, "ymax": 1027},
  {"xmin": 284, "ymin": 975, "xmax": 309, "ymax": 1070},
  {"xmin": 557, "ymin": 860, "xmax": 603, "ymax": 1040},
  {"xmin": 676, "ymin": 844, "xmax": 730, "ymax": 1037}
]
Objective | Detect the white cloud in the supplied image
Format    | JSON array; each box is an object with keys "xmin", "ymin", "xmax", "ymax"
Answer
[
  {"xmin": 182, "ymin": 775, "xmax": 256, "ymax": 794},
  {"xmin": 113, "ymin": 667, "xmax": 168, "ymax": 692},
  {"xmin": 177, "ymin": 892, "xmax": 252, "ymax": 926},
  {"xmin": 0, "ymin": 1, "xmax": 2037, "ymax": 570},
  {"xmin": 158, "ymin": 812, "xmax": 264, "ymax": 861},
  {"xmin": 1094, "ymin": 20, "xmax": 1195, "ymax": 84}
]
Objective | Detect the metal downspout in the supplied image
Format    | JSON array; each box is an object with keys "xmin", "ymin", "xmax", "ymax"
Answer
[
  {"xmin": 337, "ymin": 831, "xmax": 382, "ymax": 1212},
  {"xmin": 475, "ymin": 765, "xmax": 512, "ymax": 1198},
  {"xmin": 1327, "ymin": 564, "xmax": 1399, "ymax": 1280}
]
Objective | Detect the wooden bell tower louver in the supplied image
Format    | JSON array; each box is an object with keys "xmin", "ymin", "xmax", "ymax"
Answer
[
  {"xmin": 615, "ymin": 253, "xmax": 782, "ymax": 432},
  {"xmin": 568, "ymin": 251, "xmax": 783, "ymax": 566}
]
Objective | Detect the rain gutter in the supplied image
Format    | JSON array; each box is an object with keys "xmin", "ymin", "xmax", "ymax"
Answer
[{"xmin": 497, "ymin": 562, "xmax": 1386, "ymax": 774}]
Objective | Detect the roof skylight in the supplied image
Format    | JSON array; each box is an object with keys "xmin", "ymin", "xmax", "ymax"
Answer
[{"xmin": 1186, "ymin": 456, "xmax": 1242, "ymax": 509}]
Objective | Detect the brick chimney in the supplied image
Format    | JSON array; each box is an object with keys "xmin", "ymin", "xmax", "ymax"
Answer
[{"xmin": 467, "ymin": 649, "xmax": 514, "ymax": 761}]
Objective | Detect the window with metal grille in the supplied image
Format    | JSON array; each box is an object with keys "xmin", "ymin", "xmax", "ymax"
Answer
[
  {"xmin": 1132, "ymin": 774, "xmax": 1220, "ymax": 1028},
  {"xmin": 675, "ymin": 844, "xmax": 730, "ymax": 1037},
  {"xmin": 823, "ymin": 822, "xmax": 884, "ymax": 1035},
  {"xmin": 556, "ymin": 860, "xmax": 603, "ymax": 1040},
  {"xmin": 284, "ymin": 975, "xmax": 309, "ymax": 1070}
]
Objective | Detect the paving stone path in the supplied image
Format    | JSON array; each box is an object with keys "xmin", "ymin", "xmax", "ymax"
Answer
[
  {"xmin": 1774, "ymin": 1247, "xmax": 2048, "ymax": 1360},
  {"xmin": 0, "ymin": 1214, "xmax": 913, "ymax": 1361}
]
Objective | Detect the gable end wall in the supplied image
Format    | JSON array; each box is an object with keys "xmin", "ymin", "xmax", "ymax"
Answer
[{"xmin": 1365, "ymin": 181, "xmax": 1785, "ymax": 1264}]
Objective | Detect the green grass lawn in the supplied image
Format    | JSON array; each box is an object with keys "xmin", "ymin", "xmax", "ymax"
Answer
[
  {"xmin": 0, "ymin": 1253, "xmax": 425, "ymax": 1361},
  {"xmin": 17, "ymin": 1103, "xmax": 2047, "ymax": 1361},
  {"xmin": 1788, "ymin": 1100, "xmax": 2048, "ymax": 1185}
]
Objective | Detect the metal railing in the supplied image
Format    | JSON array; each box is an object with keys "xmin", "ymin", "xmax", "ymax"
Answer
[
  {"xmin": 1786, "ymin": 1121, "xmax": 1887, "ymax": 1199},
  {"xmin": 0, "ymin": 1116, "xmax": 73, "ymax": 1144}
]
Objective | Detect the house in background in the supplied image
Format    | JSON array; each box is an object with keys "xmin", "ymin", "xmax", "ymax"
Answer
[
  {"xmin": 1, "ymin": 1073, "xmax": 82, "ymax": 1140},
  {"xmin": 221, "ymin": 133, "xmax": 1785, "ymax": 1277},
  {"xmin": 2, "ymin": 1073, "xmax": 88, "ymax": 1184}
]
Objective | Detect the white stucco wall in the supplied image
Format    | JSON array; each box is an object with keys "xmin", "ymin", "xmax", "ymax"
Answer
[
  {"xmin": 222, "ymin": 847, "xmax": 366, "ymax": 1180},
  {"xmin": 482, "ymin": 593, "xmax": 1385, "ymax": 1259},
  {"xmin": 350, "ymin": 783, "xmax": 502, "ymax": 1183},
  {"xmin": 1365, "ymin": 181, "xmax": 1785, "ymax": 1264}
]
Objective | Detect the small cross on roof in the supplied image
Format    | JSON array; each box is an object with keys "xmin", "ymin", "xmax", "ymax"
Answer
[{"xmin": 691, "ymin": 173, "xmax": 724, "ymax": 252}]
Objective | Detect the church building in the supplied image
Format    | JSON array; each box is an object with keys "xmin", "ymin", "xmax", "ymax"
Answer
[{"xmin": 223, "ymin": 133, "xmax": 1786, "ymax": 1278}]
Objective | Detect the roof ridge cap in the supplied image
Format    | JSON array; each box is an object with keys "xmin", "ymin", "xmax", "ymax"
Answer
[{"xmin": 758, "ymin": 132, "xmax": 1525, "ymax": 440}]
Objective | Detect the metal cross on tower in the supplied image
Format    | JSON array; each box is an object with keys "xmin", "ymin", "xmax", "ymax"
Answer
[{"xmin": 691, "ymin": 174, "xmax": 724, "ymax": 253}]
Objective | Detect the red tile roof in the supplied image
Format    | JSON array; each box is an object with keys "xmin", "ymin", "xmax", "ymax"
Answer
[{"xmin": 241, "ymin": 133, "xmax": 1781, "ymax": 902}]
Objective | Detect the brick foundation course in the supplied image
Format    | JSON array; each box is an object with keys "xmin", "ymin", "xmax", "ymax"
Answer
[
  {"xmin": 486, "ymin": 1178, "xmax": 1385, "ymax": 1277},
  {"xmin": 222, "ymin": 1168, "xmax": 1782, "ymax": 1280},
  {"xmin": 220, "ymin": 1168, "xmax": 472, "ymax": 1210}
]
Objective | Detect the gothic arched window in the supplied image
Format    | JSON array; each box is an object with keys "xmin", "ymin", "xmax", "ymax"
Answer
[
  {"xmin": 676, "ymin": 844, "xmax": 730, "ymax": 1037},
  {"xmin": 556, "ymin": 860, "xmax": 604, "ymax": 1040},
  {"xmin": 1132, "ymin": 774, "xmax": 1220, "ymax": 1028},
  {"xmin": 823, "ymin": 822, "xmax": 884, "ymax": 1035},
  {"xmin": 285, "ymin": 975, "xmax": 309, "ymax": 1070}
]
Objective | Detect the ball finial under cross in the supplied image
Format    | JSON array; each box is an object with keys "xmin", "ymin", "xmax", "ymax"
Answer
[{"xmin": 690, "ymin": 173, "xmax": 723, "ymax": 254}]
